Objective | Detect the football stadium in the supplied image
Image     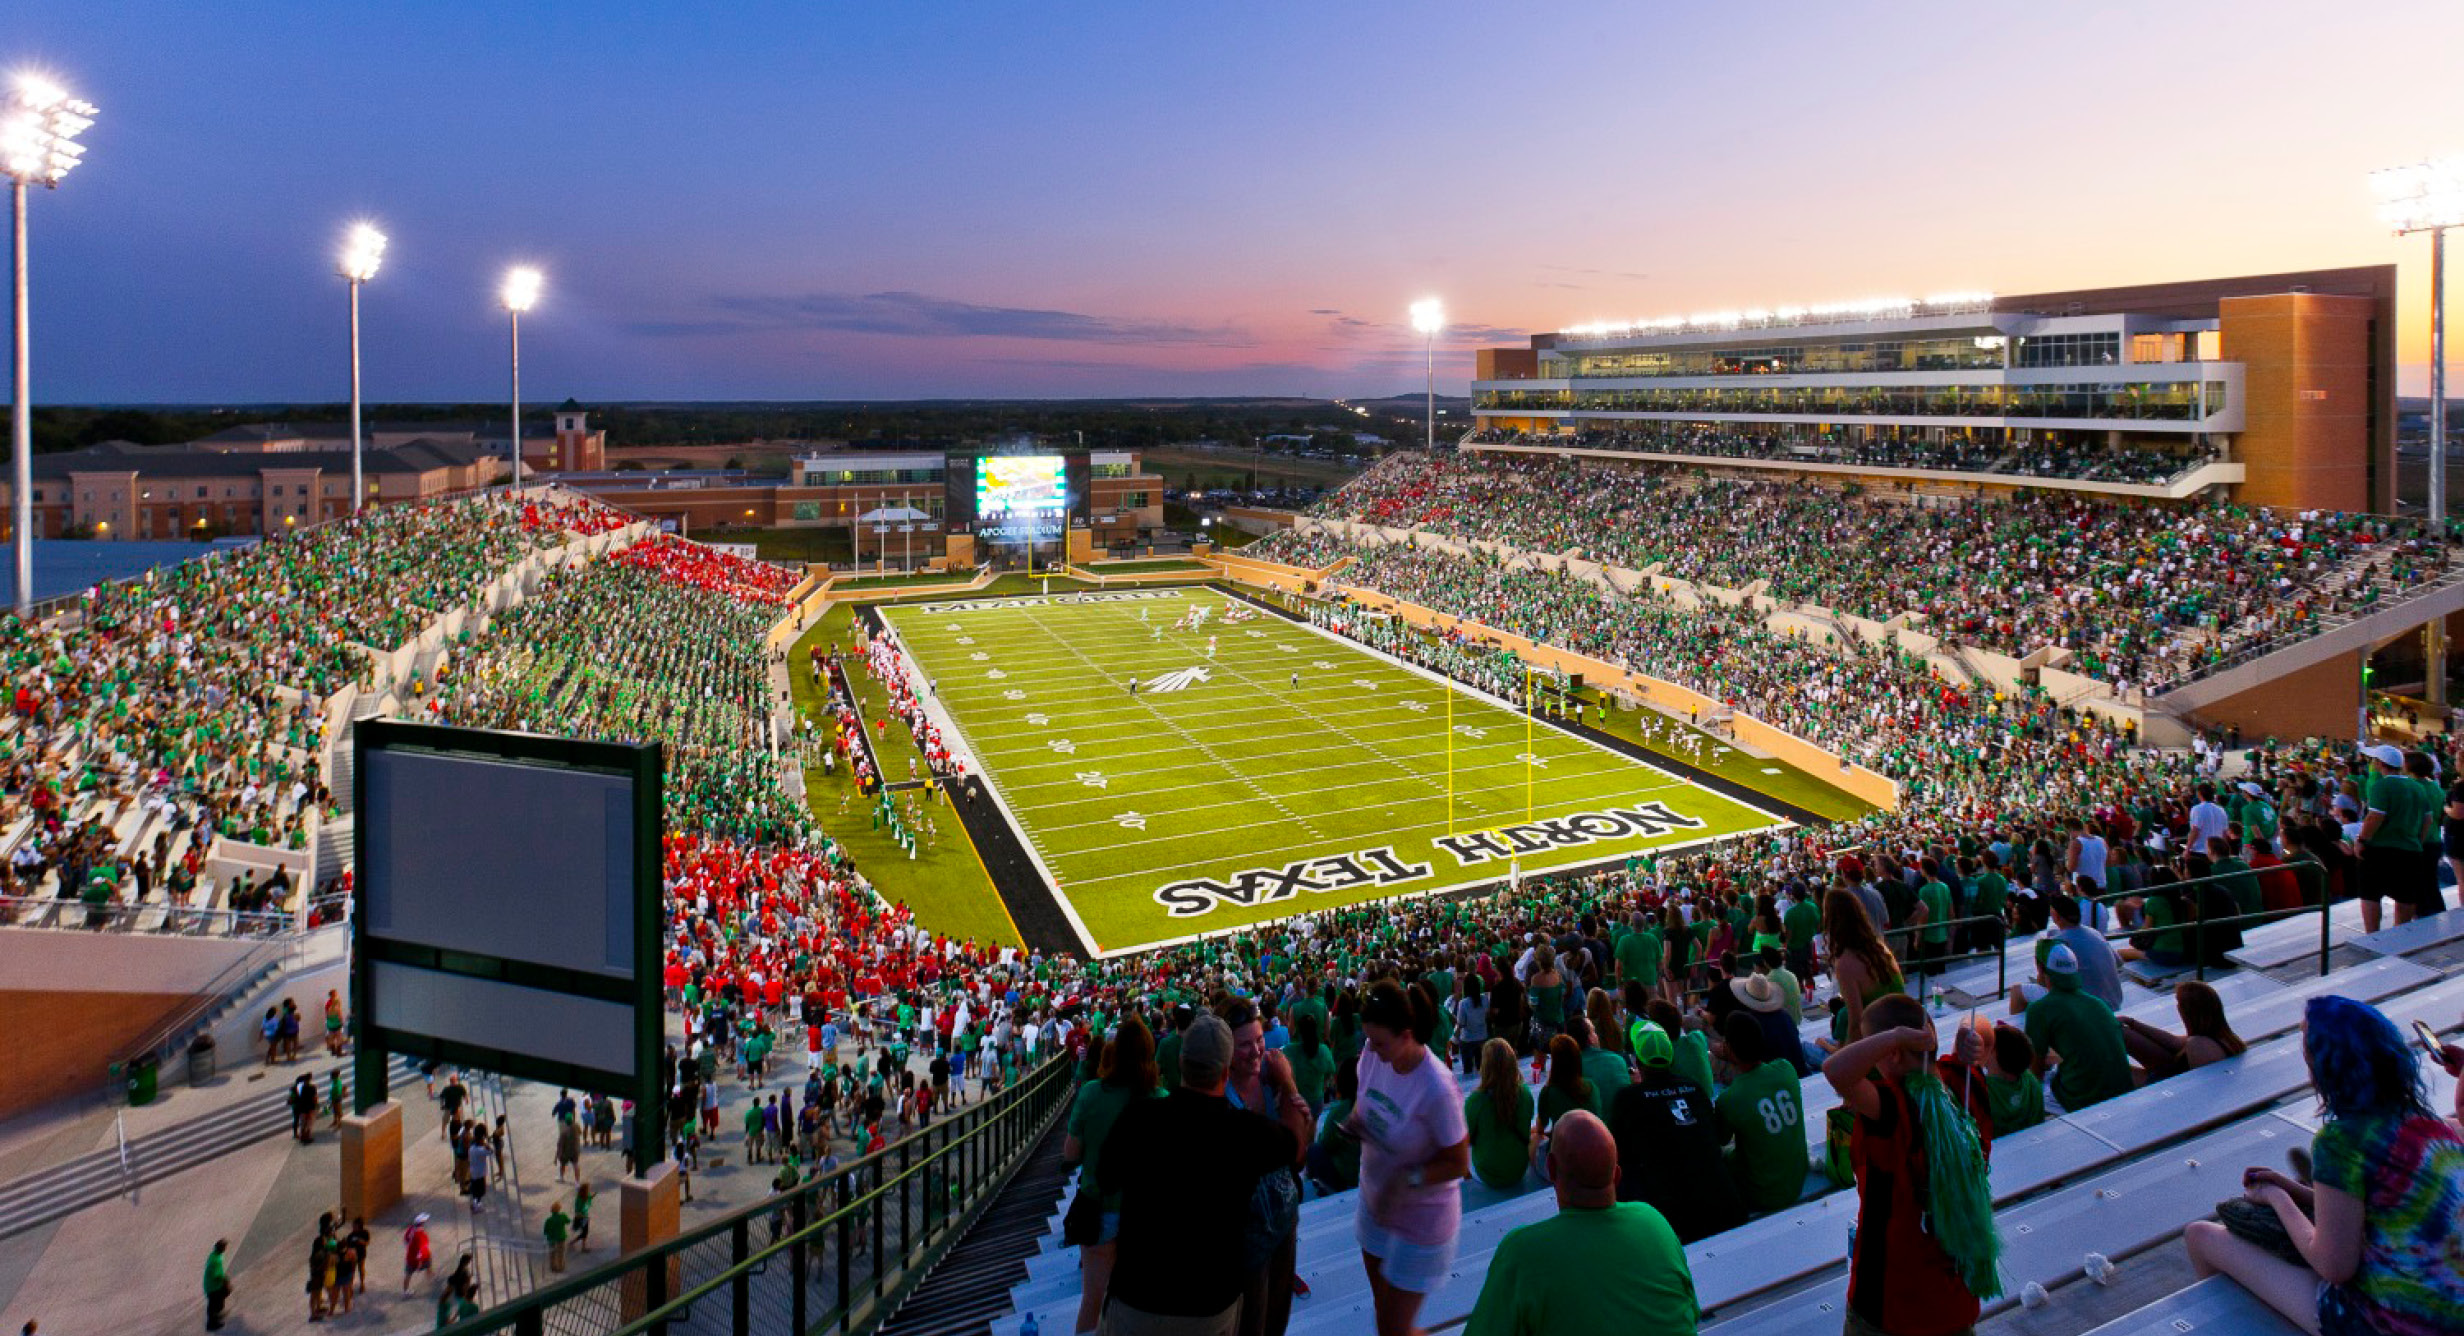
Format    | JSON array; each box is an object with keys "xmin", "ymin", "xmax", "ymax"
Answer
[{"xmin": 5, "ymin": 12, "xmax": 2464, "ymax": 1336}]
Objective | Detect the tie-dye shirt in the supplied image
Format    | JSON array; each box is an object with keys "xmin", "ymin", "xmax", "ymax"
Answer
[{"xmin": 2313, "ymin": 1112, "xmax": 2464, "ymax": 1336}]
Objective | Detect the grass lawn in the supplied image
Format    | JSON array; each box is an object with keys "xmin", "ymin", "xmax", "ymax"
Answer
[
  {"xmin": 880, "ymin": 588, "xmax": 1809, "ymax": 955},
  {"xmin": 1594, "ymin": 697, "xmax": 1878, "ymax": 823},
  {"xmin": 733, "ymin": 526, "xmax": 854, "ymax": 565},
  {"xmin": 787, "ymin": 606, "xmax": 1021, "ymax": 949},
  {"xmin": 834, "ymin": 569, "xmax": 979, "ymax": 589},
  {"xmin": 1081, "ymin": 558, "xmax": 1216, "ymax": 575}
]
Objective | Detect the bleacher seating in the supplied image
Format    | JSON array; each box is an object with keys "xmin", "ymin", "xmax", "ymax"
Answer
[{"xmin": 988, "ymin": 938, "xmax": 2464, "ymax": 1336}]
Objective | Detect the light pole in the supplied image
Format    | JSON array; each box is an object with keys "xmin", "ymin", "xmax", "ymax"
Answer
[
  {"xmin": 340, "ymin": 224, "xmax": 385, "ymax": 516},
  {"xmin": 501, "ymin": 267, "xmax": 542, "ymax": 497},
  {"xmin": 2372, "ymin": 155, "xmax": 2464, "ymax": 709},
  {"xmin": 1410, "ymin": 298, "xmax": 1444, "ymax": 453},
  {"xmin": 3, "ymin": 72, "xmax": 97, "ymax": 617}
]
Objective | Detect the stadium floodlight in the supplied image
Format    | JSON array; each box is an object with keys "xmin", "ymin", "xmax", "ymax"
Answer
[
  {"xmin": 5, "ymin": 70, "xmax": 99, "ymax": 618},
  {"xmin": 1410, "ymin": 299, "xmax": 1444, "ymax": 453},
  {"xmin": 339, "ymin": 223, "xmax": 387, "ymax": 515},
  {"xmin": 2372, "ymin": 155, "xmax": 2464, "ymax": 708},
  {"xmin": 501, "ymin": 267, "xmax": 542, "ymax": 496}
]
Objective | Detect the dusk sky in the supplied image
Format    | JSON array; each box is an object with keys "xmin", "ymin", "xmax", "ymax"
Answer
[{"xmin": 11, "ymin": 1, "xmax": 2464, "ymax": 403}]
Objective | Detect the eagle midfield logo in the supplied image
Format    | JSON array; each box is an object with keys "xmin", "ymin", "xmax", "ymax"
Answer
[{"xmin": 1142, "ymin": 666, "xmax": 1212, "ymax": 693}]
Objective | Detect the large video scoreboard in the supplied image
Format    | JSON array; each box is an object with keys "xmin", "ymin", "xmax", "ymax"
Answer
[{"xmin": 948, "ymin": 450, "xmax": 1089, "ymax": 545}]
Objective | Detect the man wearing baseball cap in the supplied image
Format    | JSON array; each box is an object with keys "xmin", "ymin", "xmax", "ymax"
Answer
[
  {"xmin": 2358, "ymin": 742, "xmax": 2431, "ymax": 934},
  {"xmin": 2021, "ymin": 944, "xmax": 2133, "ymax": 1112},
  {"xmin": 1604, "ymin": 1021, "xmax": 1743, "ymax": 1243}
]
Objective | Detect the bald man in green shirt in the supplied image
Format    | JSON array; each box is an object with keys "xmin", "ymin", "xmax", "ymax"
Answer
[{"xmin": 1466, "ymin": 1110, "xmax": 1698, "ymax": 1335}]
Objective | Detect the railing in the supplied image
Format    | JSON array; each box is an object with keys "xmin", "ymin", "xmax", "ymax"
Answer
[
  {"xmin": 446, "ymin": 1051, "xmax": 1078, "ymax": 1336},
  {"xmin": 2151, "ymin": 562, "xmax": 2464, "ymax": 696},
  {"xmin": 0, "ymin": 890, "xmax": 349, "ymax": 938},
  {"xmin": 119, "ymin": 916, "xmax": 345, "ymax": 1086},
  {"xmin": 1872, "ymin": 857, "xmax": 2336, "ymax": 1006}
]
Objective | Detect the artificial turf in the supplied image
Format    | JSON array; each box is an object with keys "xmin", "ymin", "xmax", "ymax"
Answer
[{"xmin": 880, "ymin": 587, "xmax": 1806, "ymax": 955}]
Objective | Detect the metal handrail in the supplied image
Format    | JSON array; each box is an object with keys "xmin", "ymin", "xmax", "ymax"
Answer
[
  {"xmin": 0, "ymin": 892, "xmax": 324, "ymax": 938},
  {"xmin": 443, "ymin": 1050, "xmax": 1079, "ymax": 1336}
]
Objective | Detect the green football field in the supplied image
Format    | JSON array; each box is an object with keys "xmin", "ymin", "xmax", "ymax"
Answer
[{"xmin": 880, "ymin": 588, "xmax": 1792, "ymax": 956}]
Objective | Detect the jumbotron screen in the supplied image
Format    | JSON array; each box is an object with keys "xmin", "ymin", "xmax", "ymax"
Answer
[{"xmin": 977, "ymin": 455, "xmax": 1066, "ymax": 541}]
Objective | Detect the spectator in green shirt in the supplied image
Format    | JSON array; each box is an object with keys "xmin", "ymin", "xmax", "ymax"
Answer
[
  {"xmin": 1967, "ymin": 852, "xmax": 2011, "ymax": 956},
  {"xmin": 1060, "ymin": 1015, "xmax": 1165, "ymax": 1336},
  {"xmin": 1711, "ymin": 1013, "xmax": 1807, "ymax": 1215},
  {"xmin": 1781, "ymin": 892, "xmax": 1823, "ymax": 979},
  {"xmin": 1645, "ymin": 999, "xmax": 1716, "ymax": 1100},
  {"xmin": 2232, "ymin": 780, "xmax": 2278, "ymax": 844},
  {"xmin": 1913, "ymin": 860, "xmax": 1954, "ymax": 974},
  {"xmin": 1465, "ymin": 1038, "xmax": 1536, "ymax": 1191},
  {"xmin": 1283, "ymin": 1012, "xmax": 1336, "ymax": 1121},
  {"xmin": 544, "ymin": 1202, "xmax": 571, "ymax": 1273},
  {"xmin": 1576, "ymin": 1014, "xmax": 1633, "ymax": 1108},
  {"xmin": 1307, "ymin": 1057, "xmax": 1363, "ymax": 1194},
  {"xmin": 1466, "ymin": 1110, "xmax": 1699, "ymax": 1336},
  {"xmin": 2023, "ymin": 944, "xmax": 2135, "ymax": 1111},
  {"xmin": 1981, "ymin": 1024, "xmax": 2045, "ymax": 1135},
  {"xmin": 204, "ymin": 1238, "xmax": 232, "ymax": 1331},
  {"xmin": 1615, "ymin": 912, "xmax": 1662, "ymax": 990},
  {"xmin": 1154, "ymin": 1004, "xmax": 1191, "ymax": 1093},
  {"xmin": 2206, "ymin": 836, "xmax": 2263, "ymax": 919},
  {"xmin": 2358, "ymin": 744, "xmax": 2429, "ymax": 934}
]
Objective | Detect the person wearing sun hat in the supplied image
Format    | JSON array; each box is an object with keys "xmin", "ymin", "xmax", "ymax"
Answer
[
  {"xmin": 2021, "ymin": 944, "xmax": 2133, "ymax": 1112},
  {"xmin": 1729, "ymin": 970, "xmax": 1807, "ymax": 1077}
]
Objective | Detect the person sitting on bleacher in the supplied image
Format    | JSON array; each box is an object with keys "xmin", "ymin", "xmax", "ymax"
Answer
[
  {"xmin": 2022, "ymin": 944, "xmax": 2135, "ymax": 1112},
  {"xmin": 1824, "ymin": 994, "xmax": 2000, "ymax": 1336},
  {"xmin": 2007, "ymin": 893, "xmax": 2123, "ymax": 1014},
  {"xmin": 1711, "ymin": 1011, "xmax": 1807, "ymax": 1216},
  {"xmin": 2119, "ymin": 980, "xmax": 2246, "ymax": 1084},
  {"xmin": 2185, "ymin": 996, "xmax": 2464, "ymax": 1336},
  {"xmin": 1463, "ymin": 1110, "xmax": 1701, "ymax": 1336},
  {"xmin": 1605, "ymin": 1022, "xmax": 1743, "ymax": 1244},
  {"xmin": 1977, "ymin": 1022, "xmax": 2044, "ymax": 1134}
]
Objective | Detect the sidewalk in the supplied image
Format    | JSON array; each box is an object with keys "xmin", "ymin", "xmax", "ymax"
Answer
[
  {"xmin": 0, "ymin": 1012, "xmax": 1005, "ymax": 1335},
  {"xmin": 0, "ymin": 931, "xmax": 350, "ymax": 1193}
]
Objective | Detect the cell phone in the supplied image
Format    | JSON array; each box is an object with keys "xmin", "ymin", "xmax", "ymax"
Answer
[{"xmin": 2414, "ymin": 1019, "xmax": 2444, "ymax": 1058}]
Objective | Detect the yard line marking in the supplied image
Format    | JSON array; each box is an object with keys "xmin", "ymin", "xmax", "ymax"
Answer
[{"xmin": 1005, "ymin": 602, "xmax": 1329, "ymax": 841}]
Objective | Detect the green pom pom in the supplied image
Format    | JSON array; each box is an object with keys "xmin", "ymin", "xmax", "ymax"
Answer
[{"xmin": 1905, "ymin": 1067, "xmax": 2003, "ymax": 1300}]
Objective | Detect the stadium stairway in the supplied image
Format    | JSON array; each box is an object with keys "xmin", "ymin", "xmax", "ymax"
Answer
[
  {"xmin": 972, "ymin": 925, "xmax": 2463, "ymax": 1336},
  {"xmin": 876, "ymin": 1124, "xmax": 1075, "ymax": 1336},
  {"xmin": 0, "ymin": 1055, "xmax": 419, "ymax": 1241}
]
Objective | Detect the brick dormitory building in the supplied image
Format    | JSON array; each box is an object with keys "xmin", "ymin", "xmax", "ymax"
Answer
[{"xmin": 0, "ymin": 406, "xmax": 606, "ymax": 540}]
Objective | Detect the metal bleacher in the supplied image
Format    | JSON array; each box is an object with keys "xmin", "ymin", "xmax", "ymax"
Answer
[{"xmin": 980, "ymin": 908, "xmax": 2464, "ymax": 1336}]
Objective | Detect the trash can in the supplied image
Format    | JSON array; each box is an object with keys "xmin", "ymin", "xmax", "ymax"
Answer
[
  {"xmin": 187, "ymin": 1035, "xmax": 217, "ymax": 1085},
  {"xmin": 127, "ymin": 1054, "xmax": 160, "ymax": 1107}
]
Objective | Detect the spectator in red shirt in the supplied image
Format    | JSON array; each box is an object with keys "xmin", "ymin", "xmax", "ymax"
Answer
[
  {"xmin": 1823, "ymin": 993, "xmax": 1999, "ymax": 1336},
  {"xmin": 2246, "ymin": 835, "xmax": 2305, "ymax": 914}
]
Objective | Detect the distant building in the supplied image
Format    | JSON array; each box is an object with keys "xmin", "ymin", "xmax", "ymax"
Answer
[
  {"xmin": 2, "ymin": 436, "xmax": 500, "ymax": 541},
  {"xmin": 0, "ymin": 403, "xmax": 609, "ymax": 541},
  {"xmin": 564, "ymin": 446, "xmax": 1167, "ymax": 552}
]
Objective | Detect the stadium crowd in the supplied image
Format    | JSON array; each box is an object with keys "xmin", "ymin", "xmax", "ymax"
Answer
[
  {"xmin": 1303, "ymin": 451, "xmax": 2453, "ymax": 693},
  {"xmin": 421, "ymin": 553, "xmax": 807, "ymax": 844},
  {"xmin": 0, "ymin": 493, "xmax": 622, "ymax": 924},
  {"xmin": 1462, "ymin": 424, "xmax": 2220, "ymax": 485},
  {"xmin": 16, "ymin": 468, "xmax": 2454, "ymax": 1336}
]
